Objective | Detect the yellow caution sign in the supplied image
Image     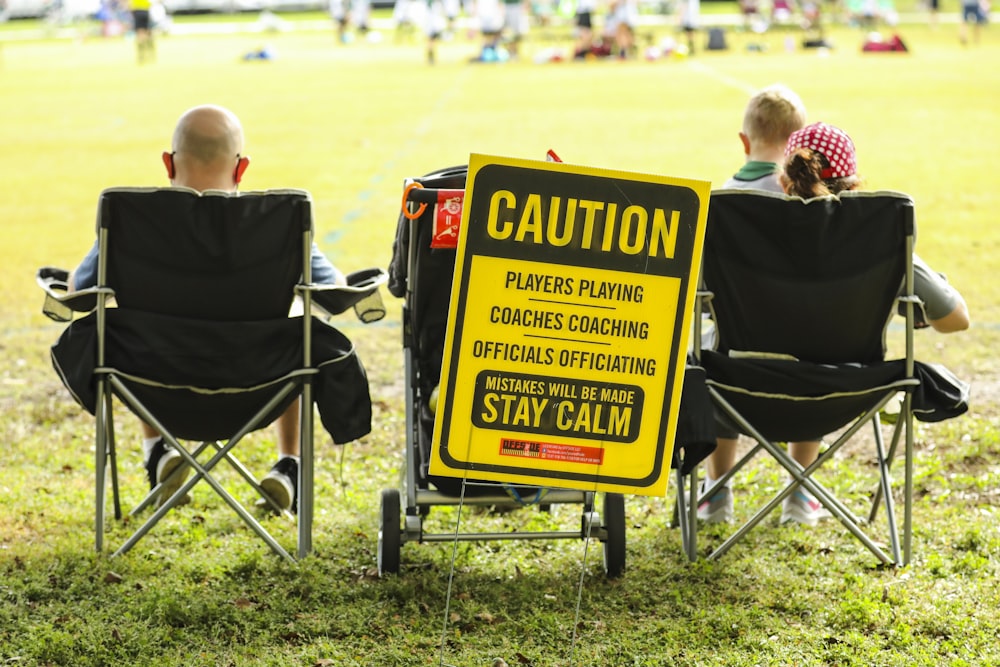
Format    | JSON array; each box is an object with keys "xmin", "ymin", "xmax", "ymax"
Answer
[{"xmin": 429, "ymin": 154, "xmax": 709, "ymax": 496}]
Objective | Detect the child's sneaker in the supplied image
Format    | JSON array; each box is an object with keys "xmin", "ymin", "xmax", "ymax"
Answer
[
  {"xmin": 145, "ymin": 439, "xmax": 190, "ymax": 508},
  {"xmin": 697, "ymin": 481, "xmax": 734, "ymax": 523},
  {"xmin": 780, "ymin": 487, "xmax": 832, "ymax": 525}
]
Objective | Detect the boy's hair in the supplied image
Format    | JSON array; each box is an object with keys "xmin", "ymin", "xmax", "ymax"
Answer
[{"xmin": 742, "ymin": 84, "xmax": 807, "ymax": 148}]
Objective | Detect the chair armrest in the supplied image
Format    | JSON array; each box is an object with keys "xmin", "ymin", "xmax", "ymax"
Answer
[
  {"xmin": 35, "ymin": 266, "xmax": 111, "ymax": 322},
  {"xmin": 301, "ymin": 267, "xmax": 389, "ymax": 323},
  {"xmin": 896, "ymin": 295, "xmax": 929, "ymax": 329}
]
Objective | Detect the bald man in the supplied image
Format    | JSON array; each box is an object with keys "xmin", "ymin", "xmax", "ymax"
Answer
[
  {"xmin": 160, "ymin": 104, "xmax": 250, "ymax": 192},
  {"xmin": 70, "ymin": 104, "xmax": 344, "ymax": 513}
]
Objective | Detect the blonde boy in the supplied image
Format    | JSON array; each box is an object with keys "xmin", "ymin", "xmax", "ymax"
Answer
[
  {"xmin": 722, "ymin": 84, "xmax": 807, "ymax": 193},
  {"xmin": 702, "ymin": 84, "xmax": 809, "ymax": 525}
]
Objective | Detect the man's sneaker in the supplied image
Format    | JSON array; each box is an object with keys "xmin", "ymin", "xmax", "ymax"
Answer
[
  {"xmin": 259, "ymin": 457, "xmax": 298, "ymax": 513},
  {"xmin": 781, "ymin": 487, "xmax": 833, "ymax": 526},
  {"xmin": 145, "ymin": 439, "xmax": 190, "ymax": 508},
  {"xmin": 697, "ymin": 481, "xmax": 734, "ymax": 524}
]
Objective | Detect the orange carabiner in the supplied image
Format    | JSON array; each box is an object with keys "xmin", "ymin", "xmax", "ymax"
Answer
[{"xmin": 402, "ymin": 182, "xmax": 428, "ymax": 220}]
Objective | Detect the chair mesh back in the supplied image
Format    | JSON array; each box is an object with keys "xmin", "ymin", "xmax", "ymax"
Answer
[
  {"xmin": 100, "ymin": 189, "xmax": 309, "ymax": 321},
  {"xmin": 705, "ymin": 191, "xmax": 912, "ymax": 365}
]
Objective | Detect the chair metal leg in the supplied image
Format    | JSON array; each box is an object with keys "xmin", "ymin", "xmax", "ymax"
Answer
[
  {"xmin": 706, "ymin": 388, "xmax": 898, "ymax": 565},
  {"xmin": 677, "ymin": 466, "xmax": 698, "ymax": 562},
  {"xmin": 869, "ymin": 416, "xmax": 904, "ymax": 522},
  {"xmin": 674, "ymin": 466, "xmax": 689, "ymax": 560},
  {"xmin": 94, "ymin": 377, "xmax": 108, "ymax": 553},
  {"xmin": 670, "ymin": 478, "xmax": 680, "ymax": 530},
  {"xmin": 690, "ymin": 469, "xmax": 699, "ymax": 560},
  {"xmin": 108, "ymin": 375, "xmax": 301, "ymax": 562},
  {"xmin": 103, "ymin": 390, "xmax": 122, "ymax": 521},
  {"xmin": 114, "ymin": 430, "xmax": 296, "ymax": 562},
  {"xmin": 903, "ymin": 394, "xmax": 914, "ymax": 565},
  {"xmin": 865, "ymin": 410, "xmax": 911, "ymax": 564},
  {"xmin": 298, "ymin": 381, "xmax": 314, "ymax": 559},
  {"xmin": 871, "ymin": 416, "xmax": 901, "ymax": 564}
]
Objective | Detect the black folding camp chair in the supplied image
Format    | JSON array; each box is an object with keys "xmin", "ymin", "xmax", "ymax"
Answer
[
  {"xmin": 690, "ymin": 189, "xmax": 968, "ymax": 565},
  {"xmin": 380, "ymin": 166, "xmax": 631, "ymax": 577},
  {"xmin": 40, "ymin": 186, "xmax": 385, "ymax": 562}
]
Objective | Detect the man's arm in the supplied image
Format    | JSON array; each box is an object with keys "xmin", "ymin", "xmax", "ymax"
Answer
[
  {"xmin": 914, "ymin": 253, "xmax": 971, "ymax": 334},
  {"xmin": 68, "ymin": 241, "xmax": 99, "ymax": 292},
  {"xmin": 309, "ymin": 243, "xmax": 346, "ymax": 286},
  {"xmin": 928, "ymin": 298, "xmax": 970, "ymax": 334}
]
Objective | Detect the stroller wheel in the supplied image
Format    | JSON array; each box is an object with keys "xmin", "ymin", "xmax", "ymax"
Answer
[
  {"xmin": 378, "ymin": 488, "xmax": 402, "ymax": 576},
  {"xmin": 602, "ymin": 493, "xmax": 626, "ymax": 578}
]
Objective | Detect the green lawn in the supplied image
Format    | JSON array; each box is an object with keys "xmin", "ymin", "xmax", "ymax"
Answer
[{"xmin": 1, "ymin": 13, "xmax": 998, "ymax": 666}]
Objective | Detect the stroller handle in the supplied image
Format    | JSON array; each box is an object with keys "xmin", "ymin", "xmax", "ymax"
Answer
[
  {"xmin": 401, "ymin": 182, "xmax": 465, "ymax": 221},
  {"xmin": 406, "ymin": 187, "xmax": 460, "ymax": 204}
]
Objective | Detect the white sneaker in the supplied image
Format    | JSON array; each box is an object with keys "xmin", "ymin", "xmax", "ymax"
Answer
[
  {"xmin": 144, "ymin": 439, "xmax": 191, "ymax": 508},
  {"xmin": 259, "ymin": 457, "xmax": 298, "ymax": 513},
  {"xmin": 697, "ymin": 481, "xmax": 734, "ymax": 523},
  {"xmin": 781, "ymin": 487, "xmax": 833, "ymax": 526}
]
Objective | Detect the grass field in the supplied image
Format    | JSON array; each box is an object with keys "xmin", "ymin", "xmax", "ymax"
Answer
[{"xmin": 2, "ymin": 10, "xmax": 1000, "ymax": 666}]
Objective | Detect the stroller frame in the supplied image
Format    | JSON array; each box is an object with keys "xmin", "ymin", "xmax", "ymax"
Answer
[{"xmin": 378, "ymin": 166, "xmax": 626, "ymax": 577}]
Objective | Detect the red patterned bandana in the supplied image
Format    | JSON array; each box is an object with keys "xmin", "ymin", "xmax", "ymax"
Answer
[{"xmin": 785, "ymin": 122, "xmax": 857, "ymax": 179}]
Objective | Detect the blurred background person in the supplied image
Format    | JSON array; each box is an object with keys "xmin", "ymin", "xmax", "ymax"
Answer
[{"xmin": 130, "ymin": 0, "xmax": 155, "ymax": 63}]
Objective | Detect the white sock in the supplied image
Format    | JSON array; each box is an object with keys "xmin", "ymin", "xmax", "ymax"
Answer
[{"xmin": 278, "ymin": 454, "xmax": 300, "ymax": 464}]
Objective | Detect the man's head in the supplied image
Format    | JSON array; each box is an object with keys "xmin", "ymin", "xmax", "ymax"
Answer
[
  {"xmin": 161, "ymin": 105, "xmax": 249, "ymax": 192},
  {"xmin": 739, "ymin": 84, "xmax": 807, "ymax": 159}
]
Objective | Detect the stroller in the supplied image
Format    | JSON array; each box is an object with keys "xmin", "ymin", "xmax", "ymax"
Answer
[{"xmin": 380, "ymin": 165, "xmax": 628, "ymax": 577}]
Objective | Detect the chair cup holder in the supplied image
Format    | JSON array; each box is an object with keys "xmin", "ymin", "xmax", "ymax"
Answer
[
  {"xmin": 43, "ymin": 293, "xmax": 74, "ymax": 322},
  {"xmin": 353, "ymin": 289, "xmax": 386, "ymax": 323}
]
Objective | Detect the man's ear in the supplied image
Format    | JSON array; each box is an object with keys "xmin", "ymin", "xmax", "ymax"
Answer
[
  {"xmin": 234, "ymin": 155, "xmax": 250, "ymax": 184},
  {"xmin": 162, "ymin": 151, "xmax": 175, "ymax": 179},
  {"xmin": 739, "ymin": 132, "xmax": 751, "ymax": 156}
]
